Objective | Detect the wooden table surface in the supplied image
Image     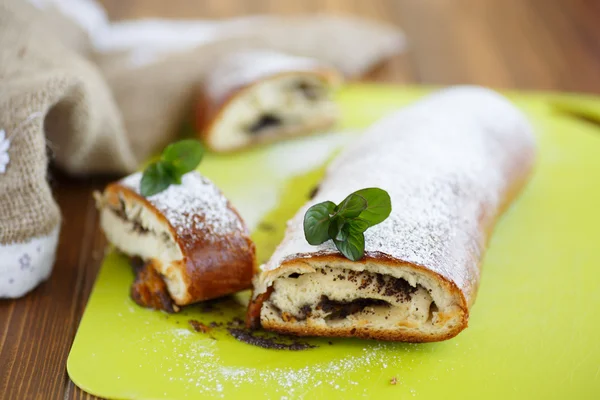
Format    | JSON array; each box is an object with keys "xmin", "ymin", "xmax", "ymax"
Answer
[{"xmin": 1, "ymin": 0, "xmax": 599, "ymax": 399}]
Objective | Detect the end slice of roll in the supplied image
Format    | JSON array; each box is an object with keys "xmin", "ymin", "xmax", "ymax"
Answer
[
  {"xmin": 96, "ymin": 171, "xmax": 256, "ymax": 311},
  {"xmin": 248, "ymin": 255, "xmax": 467, "ymax": 342},
  {"xmin": 248, "ymin": 86, "xmax": 536, "ymax": 342},
  {"xmin": 196, "ymin": 50, "xmax": 342, "ymax": 152}
]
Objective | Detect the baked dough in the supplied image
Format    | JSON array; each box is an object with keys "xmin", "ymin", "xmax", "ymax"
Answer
[
  {"xmin": 196, "ymin": 50, "xmax": 342, "ymax": 152},
  {"xmin": 96, "ymin": 171, "xmax": 256, "ymax": 311},
  {"xmin": 248, "ymin": 86, "xmax": 536, "ymax": 342}
]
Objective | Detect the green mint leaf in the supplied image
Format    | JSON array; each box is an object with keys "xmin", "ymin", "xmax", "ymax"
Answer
[
  {"xmin": 353, "ymin": 188, "xmax": 392, "ymax": 226},
  {"xmin": 302, "ymin": 187, "xmax": 391, "ymax": 262},
  {"xmin": 303, "ymin": 201, "xmax": 336, "ymax": 245},
  {"xmin": 140, "ymin": 161, "xmax": 177, "ymax": 197},
  {"xmin": 139, "ymin": 139, "xmax": 204, "ymax": 198},
  {"xmin": 335, "ymin": 193, "xmax": 368, "ymax": 219},
  {"xmin": 348, "ymin": 217, "xmax": 370, "ymax": 233},
  {"xmin": 171, "ymin": 170, "xmax": 182, "ymax": 185},
  {"xmin": 161, "ymin": 139, "xmax": 204, "ymax": 176},
  {"xmin": 328, "ymin": 217, "xmax": 349, "ymax": 242},
  {"xmin": 333, "ymin": 228, "xmax": 365, "ymax": 261}
]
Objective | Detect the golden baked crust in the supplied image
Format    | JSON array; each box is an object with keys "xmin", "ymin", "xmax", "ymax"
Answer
[
  {"xmin": 100, "ymin": 172, "xmax": 256, "ymax": 308},
  {"xmin": 261, "ymin": 318, "xmax": 464, "ymax": 343}
]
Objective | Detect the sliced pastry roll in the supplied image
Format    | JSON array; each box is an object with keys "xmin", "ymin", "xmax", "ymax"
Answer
[
  {"xmin": 248, "ymin": 86, "xmax": 536, "ymax": 342},
  {"xmin": 196, "ymin": 50, "xmax": 342, "ymax": 152},
  {"xmin": 96, "ymin": 171, "xmax": 256, "ymax": 312}
]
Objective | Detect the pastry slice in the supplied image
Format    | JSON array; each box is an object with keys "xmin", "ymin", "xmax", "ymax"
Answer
[
  {"xmin": 96, "ymin": 171, "xmax": 256, "ymax": 311},
  {"xmin": 248, "ymin": 86, "xmax": 536, "ymax": 342},
  {"xmin": 196, "ymin": 50, "xmax": 342, "ymax": 152}
]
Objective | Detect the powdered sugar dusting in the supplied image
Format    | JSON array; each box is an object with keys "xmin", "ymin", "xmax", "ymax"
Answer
[
  {"xmin": 120, "ymin": 171, "xmax": 247, "ymax": 243},
  {"xmin": 141, "ymin": 328, "xmax": 415, "ymax": 398},
  {"xmin": 261, "ymin": 86, "xmax": 536, "ymax": 303}
]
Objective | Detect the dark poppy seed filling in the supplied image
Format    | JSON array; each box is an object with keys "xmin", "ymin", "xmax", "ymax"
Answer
[
  {"xmin": 228, "ymin": 328, "xmax": 316, "ymax": 351},
  {"xmin": 247, "ymin": 114, "xmax": 282, "ymax": 134},
  {"xmin": 263, "ymin": 267, "xmax": 437, "ymax": 327},
  {"xmin": 110, "ymin": 201, "xmax": 171, "ymax": 242},
  {"xmin": 244, "ymin": 78, "xmax": 330, "ymax": 135},
  {"xmin": 317, "ymin": 296, "xmax": 391, "ymax": 320},
  {"xmin": 111, "ymin": 200, "xmax": 151, "ymax": 235},
  {"xmin": 295, "ymin": 81, "xmax": 322, "ymax": 100}
]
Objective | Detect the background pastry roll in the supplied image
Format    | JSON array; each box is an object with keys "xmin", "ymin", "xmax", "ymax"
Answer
[
  {"xmin": 248, "ymin": 86, "xmax": 536, "ymax": 342},
  {"xmin": 196, "ymin": 50, "xmax": 342, "ymax": 152},
  {"xmin": 96, "ymin": 171, "xmax": 256, "ymax": 312}
]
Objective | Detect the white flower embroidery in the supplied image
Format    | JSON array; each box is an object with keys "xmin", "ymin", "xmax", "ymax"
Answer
[{"xmin": 0, "ymin": 129, "xmax": 10, "ymax": 174}]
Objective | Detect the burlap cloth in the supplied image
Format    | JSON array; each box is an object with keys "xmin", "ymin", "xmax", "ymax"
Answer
[
  {"xmin": 1, "ymin": 0, "xmax": 131, "ymax": 245},
  {"xmin": 0, "ymin": 0, "xmax": 404, "ymax": 297}
]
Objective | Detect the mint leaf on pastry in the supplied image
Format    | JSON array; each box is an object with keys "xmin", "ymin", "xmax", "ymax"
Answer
[
  {"xmin": 140, "ymin": 161, "xmax": 176, "ymax": 197},
  {"xmin": 350, "ymin": 188, "xmax": 391, "ymax": 226},
  {"xmin": 303, "ymin": 201, "xmax": 336, "ymax": 245},
  {"xmin": 140, "ymin": 139, "xmax": 204, "ymax": 197},
  {"xmin": 303, "ymin": 188, "xmax": 392, "ymax": 261},
  {"xmin": 162, "ymin": 139, "xmax": 204, "ymax": 176}
]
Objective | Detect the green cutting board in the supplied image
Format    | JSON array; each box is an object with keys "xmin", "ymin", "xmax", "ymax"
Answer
[{"xmin": 68, "ymin": 84, "xmax": 600, "ymax": 399}]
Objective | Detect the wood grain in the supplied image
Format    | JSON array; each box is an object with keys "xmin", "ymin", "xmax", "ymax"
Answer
[{"xmin": 1, "ymin": 0, "xmax": 599, "ymax": 399}]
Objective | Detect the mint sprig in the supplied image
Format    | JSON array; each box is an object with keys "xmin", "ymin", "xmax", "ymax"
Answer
[
  {"xmin": 140, "ymin": 139, "xmax": 204, "ymax": 197},
  {"xmin": 303, "ymin": 188, "xmax": 392, "ymax": 261}
]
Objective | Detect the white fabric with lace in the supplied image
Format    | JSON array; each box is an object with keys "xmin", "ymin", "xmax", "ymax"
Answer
[
  {"xmin": 0, "ymin": 112, "xmax": 58, "ymax": 298},
  {"xmin": 0, "ymin": 227, "xmax": 60, "ymax": 298}
]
